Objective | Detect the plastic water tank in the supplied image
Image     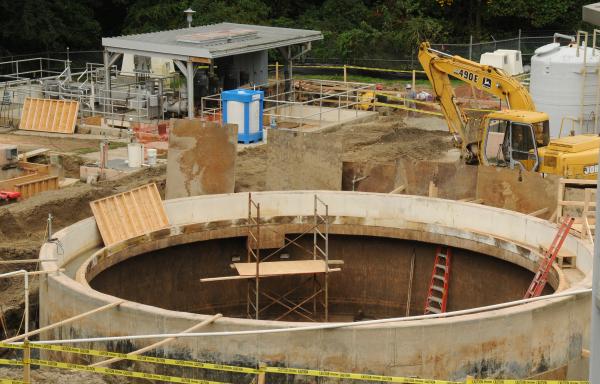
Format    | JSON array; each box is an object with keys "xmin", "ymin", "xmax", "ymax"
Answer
[
  {"xmin": 530, "ymin": 43, "xmax": 600, "ymax": 137},
  {"xmin": 222, "ymin": 89, "xmax": 264, "ymax": 143}
]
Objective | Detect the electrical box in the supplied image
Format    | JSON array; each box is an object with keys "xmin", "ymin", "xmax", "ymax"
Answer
[
  {"xmin": 0, "ymin": 144, "xmax": 18, "ymax": 167},
  {"xmin": 222, "ymin": 89, "xmax": 264, "ymax": 143}
]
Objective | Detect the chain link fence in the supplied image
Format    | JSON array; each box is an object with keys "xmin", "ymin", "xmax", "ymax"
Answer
[
  {"xmin": 429, "ymin": 35, "xmax": 559, "ymax": 67},
  {"xmin": 304, "ymin": 34, "xmax": 568, "ymax": 70}
]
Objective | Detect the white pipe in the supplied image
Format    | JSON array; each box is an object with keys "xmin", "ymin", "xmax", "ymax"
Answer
[{"xmin": 12, "ymin": 288, "xmax": 591, "ymax": 346}]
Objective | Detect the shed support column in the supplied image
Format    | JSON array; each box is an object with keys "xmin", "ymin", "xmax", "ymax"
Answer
[
  {"xmin": 187, "ymin": 61, "xmax": 194, "ymax": 118},
  {"xmin": 102, "ymin": 51, "xmax": 122, "ymax": 112},
  {"xmin": 103, "ymin": 50, "xmax": 111, "ymax": 110}
]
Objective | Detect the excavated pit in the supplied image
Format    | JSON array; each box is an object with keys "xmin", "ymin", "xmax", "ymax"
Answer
[{"xmin": 89, "ymin": 234, "xmax": 552, "ymax": 321}]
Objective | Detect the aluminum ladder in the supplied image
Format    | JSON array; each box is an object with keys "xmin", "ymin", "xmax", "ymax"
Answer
[
  {"xmin": 424, "ymin": 246, "xmax": 451, "ymax": 314},
  {"xmin": 524, "ymin": 216, "xmax": 574, "ymax": 299}
]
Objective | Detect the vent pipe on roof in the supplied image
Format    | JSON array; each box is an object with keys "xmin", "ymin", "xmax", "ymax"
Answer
[{"xmin": 184, "ymin": 8, "xmax": 195, "ymax": 28}]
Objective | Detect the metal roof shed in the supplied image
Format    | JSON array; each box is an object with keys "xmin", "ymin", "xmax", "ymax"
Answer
[{"xmin": 101, "ymin": 22, "xmax": 323, "ymax": 118}]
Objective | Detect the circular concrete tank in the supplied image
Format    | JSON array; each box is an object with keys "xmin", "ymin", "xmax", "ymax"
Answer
[{"xmin": 39, "ymin": 191, "xmax": 593, "ymax": 381}]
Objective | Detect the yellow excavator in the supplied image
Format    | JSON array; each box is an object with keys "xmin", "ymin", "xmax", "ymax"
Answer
[{"xmin": 418, "ymin": 41, "xmax": 600, "ymax": 179}]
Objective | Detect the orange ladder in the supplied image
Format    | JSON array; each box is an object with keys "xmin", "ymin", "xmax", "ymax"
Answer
[
  {"xmin": 424, "ymin": 246, "xmax": 451, "ymax": 314},
  {"xmin": 524, "ymin": 216, "xmax": 575, "ymax": 299}
]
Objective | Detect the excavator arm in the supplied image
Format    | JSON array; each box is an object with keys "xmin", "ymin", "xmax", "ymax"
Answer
[{"xmin": 418, "ymin": 42, "xmax": 535, "ymax": 153}]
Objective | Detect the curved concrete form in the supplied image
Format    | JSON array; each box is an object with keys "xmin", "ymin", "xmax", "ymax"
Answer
[{"xmin": 39, "ymin": 191, "xmax": 593, "ymax": 381}]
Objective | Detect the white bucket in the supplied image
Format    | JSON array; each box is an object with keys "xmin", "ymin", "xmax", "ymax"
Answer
[
  {"xmin": 127, "ymin": 143, "xmax": 143, "ymax": 168},
  {"xmin": 147, "ymin": 148, "xmax": 157, "ymax": 166}
]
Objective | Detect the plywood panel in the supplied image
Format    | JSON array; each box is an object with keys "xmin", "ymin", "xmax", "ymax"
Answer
[
  {"xmin": 234, "ymin": 260, "xmax": 329, "ymax": 277},
  {"xmin": 90, "ymin": 183, "xmax": 169, "ymax": 246},
  {"xmin": 19, "ymin": 98, "xmax": 79, "ymax": 134}
]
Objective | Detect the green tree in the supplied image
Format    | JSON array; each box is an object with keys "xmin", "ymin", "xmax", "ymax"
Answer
[{"xmin": 0, "ymin": 0, "xmax": 101, "ymax": 55}]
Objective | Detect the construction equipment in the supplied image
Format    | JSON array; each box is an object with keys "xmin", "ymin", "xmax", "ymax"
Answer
[
  {"xmin": 524, "ymin": 216, "xmax": 574, "ymax": 298},
  {"xmin": 424, "ymin": 246, "xmax": 452, "ymax": 314},
  {"xmin": 0, "ymin": 190, "xmax": 20, "ymax": 204},
  {"xmin": 418, "ymin": 42, "xmax": 600, "ymax": 179}
]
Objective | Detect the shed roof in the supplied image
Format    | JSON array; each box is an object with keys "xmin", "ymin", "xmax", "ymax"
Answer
[{"xmin": 102, "ymin": 22, "xmax": 323, "ymax": 61}]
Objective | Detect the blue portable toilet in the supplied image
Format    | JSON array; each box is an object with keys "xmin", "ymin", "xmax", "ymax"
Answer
[{"xmin": 221, "ymin": 89, "xmax": 264, "ymax": 143}]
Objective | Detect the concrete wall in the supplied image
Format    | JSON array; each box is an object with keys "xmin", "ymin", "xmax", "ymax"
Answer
[
  {"xmin": 39, "ymin": 192, "xmax": 593, "ymax": 381},
  {"xmin": 89, "ymin": 235, "xmax": 543, "ymax": 321},
  {"xmin": 266, "ymin": 130, "xmax": 342, "ymax": 190},
  {"xmin": 165, "ymin": 119, "xmax": 237, "ymax": 199}
]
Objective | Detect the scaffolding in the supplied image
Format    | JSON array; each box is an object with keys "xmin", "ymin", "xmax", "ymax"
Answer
[
  {"xmin": 244, "ymin": 193, "xmax": 335, "ymax": 321},
  {"xmin": 202, "ymin": 193, "xmax": 339, "ymax": 322}
]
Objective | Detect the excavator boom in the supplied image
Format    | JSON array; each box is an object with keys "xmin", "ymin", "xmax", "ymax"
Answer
[{"xmin": 418, "ymin": 42, "xmax": 536, "ymax": 150}]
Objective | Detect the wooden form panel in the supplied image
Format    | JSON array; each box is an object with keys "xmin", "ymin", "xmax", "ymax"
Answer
[
  {"xmin": 19, "ymin": 97, "xmax": 79, "ymax": 134},
  {"xmin": 15, "ymin": 176, "xmax": 59, "ymax": 199},
  {"xmin": 90, "ymin": 183, "xmax": 170, "ymax": 246},
  {"xmin": 18, "ymin": 161, "xmax": 50, "ymax": 175},
  {"xmin": 234, "ymin": 260, "xmax": 329, "ymax": 277}
]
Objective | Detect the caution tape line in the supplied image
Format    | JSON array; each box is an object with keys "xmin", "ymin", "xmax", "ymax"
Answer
[
  {"xmin": 469, "ymin": 381, "xmax": 588, "ymax": 384},
  {"xmin": 0, "ymin": 344, "xmax": 23, "ymax": 351},
  {"xmin": 0, "ymin": 344, "xmax": 589, "ymax": 384},
  {"xmin": 268, "ymin": 63, "xmax": 426, "ymax": 74},
  {"xmin": 374, "ymin": 102, "xmax": 444, "ymax": 117},
  {"xmin": 264, "ymin": 366, "xmax": 457, "ymax": 383},
  {"xmin": 24, "ymin": 343, "xmax": 260, "ymax": 375},
  {"xmin": 0, "ymin": 380, "xmax": 25, "ymax": 384},
  {"xmin": 27, "ymin": 359, "xmax": 227, "ymax": 384},
  {"xmin": 0, "ymin": 359, "xmax": 23, "ymax": 367}
]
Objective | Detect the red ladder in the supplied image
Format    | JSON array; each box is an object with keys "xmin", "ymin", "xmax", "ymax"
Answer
[
  {"xmin": 424, "ymin": 246, "xmax": 452, "ymax": 314},
  {"xmin": 524, "ymin": 216, "xmax": 575, "ymax": 299}
]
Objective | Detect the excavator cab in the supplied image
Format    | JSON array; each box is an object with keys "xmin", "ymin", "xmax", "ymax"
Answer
[{"xmin": 481, "ymin": 110, "xmax": 550, "ymax": 172}]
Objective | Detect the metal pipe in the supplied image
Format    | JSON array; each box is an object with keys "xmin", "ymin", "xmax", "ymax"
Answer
[
  {"xmin": 186, "ymin": 61, "xmax": 194, "ymax": 118},
  {"xmin": 12, "ymin": 288, "xmax": 592, "ymax": 345}
]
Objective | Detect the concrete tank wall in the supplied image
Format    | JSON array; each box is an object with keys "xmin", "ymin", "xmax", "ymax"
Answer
[
  {"xmin": 39, "ymin": 191, "xmax": 593, "ymax": 381},
  {"xmin": 89, "ymin": 235, "xmax": 548, "ymax": 321}
]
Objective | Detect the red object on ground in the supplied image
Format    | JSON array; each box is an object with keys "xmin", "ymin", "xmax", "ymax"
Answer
[{"xmin": 0, "ymin": 191, "xmax": 21, "ymax": 201}]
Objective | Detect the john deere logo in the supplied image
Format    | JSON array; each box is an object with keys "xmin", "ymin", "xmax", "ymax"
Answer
[{"xmin": 482, "ymin": 77, "xmax": 492, "ymax": 89}]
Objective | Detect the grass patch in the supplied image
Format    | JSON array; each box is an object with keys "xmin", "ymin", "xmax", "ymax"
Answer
[{"xmin": 72, "ymin": 141, "xmax": 128, "ymax": 155}]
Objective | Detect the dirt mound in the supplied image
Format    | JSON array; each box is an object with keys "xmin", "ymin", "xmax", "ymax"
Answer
[
  {"xmin": 236, "ymin": 145, "xmax": 267, "ymax": 192},
  {"xmin": 328, "ymin": 116, "xmax": 454, "ymax": 162}
]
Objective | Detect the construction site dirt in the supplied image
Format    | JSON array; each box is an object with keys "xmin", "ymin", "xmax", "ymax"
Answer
[
  {"xmin": 0, "ymin": 113, "xmax": 456, "ymax": 337},
  {"xmin": 0, "ymin": 109, "xmax": 587, "ymax": 381}
]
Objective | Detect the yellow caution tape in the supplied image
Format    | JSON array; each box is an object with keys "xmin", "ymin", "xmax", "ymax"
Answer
[
  {"xmin": 268, "ymin": 63, "xmax": 426, "ymax": 75},
  {"xmin": 27, "ymin": 358, "xmax": 227, "ymax": 384},
  {"xmin": 347, "ymin": 65, "xmax": 422, "ymax": 74},
  {"xmin": 0, "ymin": 380, "xmax": 26, "ymax": 384},
  {"xmin": 264, "ymin": 366, "xmax": 458, "ymax": 383},
  {"xmin": 469, "ymin": 380, "xmax": 588, "ymax": 384},
  {"xmin": 374, "ymin": 101, "xmax": 444, "ymax": 117},
  {"xmin": 27, "ymin": 343, "xmax": 260, "ymax": 375},
  {"xmin": 0, "ymin": 359, "xmax": 23, "ymax": 367},
  {"xmin": 1, "ymin": 343, "xmax": 589, "ymax": 384},
  {"xmin": 0, "ymin": 344, "xmax": 23, "ymax": 351}
]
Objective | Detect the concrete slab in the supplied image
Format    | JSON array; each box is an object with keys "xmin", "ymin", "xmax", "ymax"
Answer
[
  {"xmin": 266, "ymin": 128, "xmax": 342, "ymax": 190},
  {"xmin": 166, "ymin": 119, "xmax": 237, "ymax": 199}
]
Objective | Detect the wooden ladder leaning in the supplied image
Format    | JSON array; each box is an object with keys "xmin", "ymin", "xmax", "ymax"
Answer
[
  {"xmin": 524, "ymin": 216, "xmax": 575, "ymax": 299},
  {"xmin": 424, "ymin": 246, "xmax": 452, "ymax": 315}
]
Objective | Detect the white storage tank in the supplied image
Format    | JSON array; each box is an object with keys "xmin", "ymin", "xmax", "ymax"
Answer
[{"xmin": 530, "ymin": 42, "xmax": 600, "ymax": 137}]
